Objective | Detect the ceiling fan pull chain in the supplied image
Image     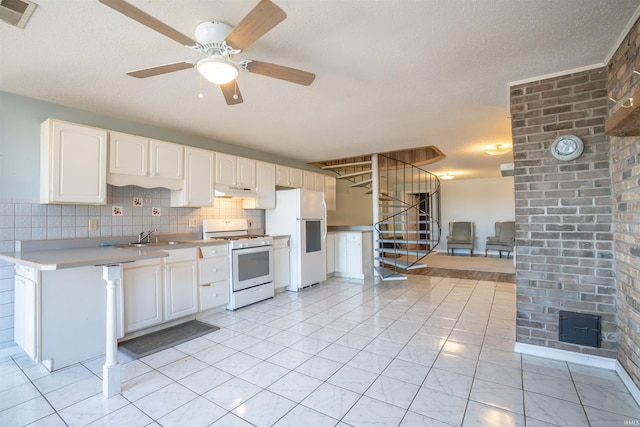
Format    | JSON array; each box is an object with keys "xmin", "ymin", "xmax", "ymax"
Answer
[
  {"xmin": 233, "ymin": 80, "xmax": 239, "ymax": 100},
  {"xmin": 198, "ymin": 74, "xmax": 204, "ymax": 99}
]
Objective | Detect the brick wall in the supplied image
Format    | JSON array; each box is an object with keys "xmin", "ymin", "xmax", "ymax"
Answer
[
  {"xmin": 608, "ymin": 18, "xmax": 640, "ymax": 387},
  {"xmin": 510, "ymin": 68, "xmax": 617, "ymax": 358}
]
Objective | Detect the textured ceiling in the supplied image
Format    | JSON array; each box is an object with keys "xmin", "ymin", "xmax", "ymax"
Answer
[{"xmin": 1, "ymin": 0, "xmax": 638, "ymax": 179}]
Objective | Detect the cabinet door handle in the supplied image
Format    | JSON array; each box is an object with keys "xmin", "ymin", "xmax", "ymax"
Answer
[{"xmin": 200, "ymin": 284, "xmax": 211, "ymax": 287}]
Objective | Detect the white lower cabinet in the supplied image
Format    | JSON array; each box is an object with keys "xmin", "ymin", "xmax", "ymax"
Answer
[
  {"xmin": 273, "ymin": 237, "xmax": 290, "ymax": 291},
  {"xmin": 164, "ymin": 260, "xmax": 198, "ymax": 320},
  {"xmin": 123, "ymin": 261, "xmax": 163, "ymax": 333},
  {"xmin": 333, "ymin": 231, "xmax": 373, "ymax": 279},
  {"xmin": 14, "ymin": 273, "xmax": 37, "ymax": 360},
  {"xmin": 198, "ymin": 244, "xmax": 230, "ymax": 311},
  {"xmin": 123, "ymin": 247, "xmax": 200, "ymax": 334},
  {"xmin": 326, "ymin": 232, "xmax": 335, "ymax": 276},
  {"xmin": 14, "ymin": 264, "xmax": 122, "ymax": 371}
]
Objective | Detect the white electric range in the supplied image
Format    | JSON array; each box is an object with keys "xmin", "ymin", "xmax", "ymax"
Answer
[{"xmin": 202, "ymin": 219, "xmax": 274, "ymax": 310}]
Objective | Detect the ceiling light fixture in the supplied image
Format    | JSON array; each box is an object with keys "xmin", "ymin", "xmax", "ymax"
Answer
[
  {"xmin": 197, "ymin": 55, "xmax": 238, "ymax": 85},
  {"xmin": 440, "ymin": 173, "xmax": 454, "ymax": 180},
  {"xmin": 485, "ymin": 143, "xmax": 512, "ymax": 156}
]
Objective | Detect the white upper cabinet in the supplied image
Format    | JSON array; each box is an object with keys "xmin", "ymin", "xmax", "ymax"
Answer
[
  {"xmin": 276, "ymin": 165, "xmax": 303, "ymax": 188},
  {"xmin": 171, "ymin": 147, "xmax": 215, "ymax": 207},
  {"xmin": 314, "ymin": 173, "xmax": 325, "ymax": 192},
  {"xmin": 303, "ymin": 171, "xmax": 326, "ymax": 193},
  {"xmin": 325, "ymin": 175, "xmax": 337, "ymax": 210},
  {"xmin": 216, "ymin": 153, "xmax": 256, "ymax": 188},
  {"xmin": 150, "ymin": 140, "xmax": 183, "ymax": 180},
  {"xmin": 237, "ymin": 157, "xmax": 256, "ymax": 188},
  {"xmin": 215, "ymin": 152, "xmax": 236, "ymax": 186},
  {"xmin": 290, "ymin": 168, "xmax": 304, "ymax": 188},
  {"xmin": 108, "ymin": 132, "xmax": 147, "ymax": 177},
  {"xmin": 243, "ymin": 161, "xmax": 276, "ymax": 209},
  {"xmin": 303, "ymin": 171, "xmax": 315, "ymax": 191},
  {"xmin": 40, "ymin": 119, "xmax": 108, "ymax": 205},
  {"xmin": 275, "ymin": 165, "xmax": 289, "ymax": 186},
  {"xmin": 108, "ymin": 131, "xmax": 183, "ymax": 190}
]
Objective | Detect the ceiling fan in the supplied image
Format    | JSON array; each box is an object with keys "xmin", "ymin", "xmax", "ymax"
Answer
[{"xmin": 99, "ymin": 0, "xmax": 316, "ymax": 105}]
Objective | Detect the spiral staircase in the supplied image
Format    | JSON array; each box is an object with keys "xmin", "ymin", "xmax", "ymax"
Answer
[{"xmin": 313, "ymin": 149, "xmax": 443, "ymax": 280}]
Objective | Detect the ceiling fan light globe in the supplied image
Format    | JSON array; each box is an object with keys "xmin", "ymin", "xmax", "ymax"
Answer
[{"xmin": 197, "ymin": 56, "xmax": 238, "ymax": 85}]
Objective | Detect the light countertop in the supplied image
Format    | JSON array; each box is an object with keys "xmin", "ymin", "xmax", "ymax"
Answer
[
  {"xmin": 0, "ymin": 246, "xmax": 169, "ymax": 271},
  {"xmin": 0, "ymin": 234, "xmax": 230, "ymax": 271}
]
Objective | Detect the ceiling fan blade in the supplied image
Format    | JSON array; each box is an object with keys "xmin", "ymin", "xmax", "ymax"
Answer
[
  {"xmin": 244, "ymin": 60, "xmax": 315, "ymax": 86},
  {"xmin": 224, "ymin": 0, "xmax": 286, "ymax": 51},
  {"xmin": 220, "ymin": 82, "xmax": 244, "ymax": 105},
  {"xmin": 127, "ymin": 62, "xmax": 194, "ymax": 78},
  {"xmin": 99, "ymin": 0, "xmax": 196, "ymax": 46}
]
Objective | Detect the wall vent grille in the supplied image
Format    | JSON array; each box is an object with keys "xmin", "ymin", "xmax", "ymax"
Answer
[
  {"xmin": 559, "ymin": 310, "xmax": 601, "ymax": 348},
  {"xmin": 0, "ymin": 0, "xmax": 37, "ymax": 29}
]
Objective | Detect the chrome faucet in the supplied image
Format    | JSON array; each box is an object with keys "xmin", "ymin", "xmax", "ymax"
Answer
[{"xmin": 138, "ymin": 228, "xmax": 157, "ymax": 243}]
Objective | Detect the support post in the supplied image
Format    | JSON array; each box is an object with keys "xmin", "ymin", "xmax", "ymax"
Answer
[
  {"xmin": 102, "ymin": 264, "xmax": 121, "ymax": 397},
  {"xmin": 372, "ymin": 154, "xmax": 380, "ymax": 274}
]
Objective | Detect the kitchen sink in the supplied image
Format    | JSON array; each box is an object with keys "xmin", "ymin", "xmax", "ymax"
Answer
[{"xmin": 128, "ymin": 241, "xmax": 186, "ymax": 247}]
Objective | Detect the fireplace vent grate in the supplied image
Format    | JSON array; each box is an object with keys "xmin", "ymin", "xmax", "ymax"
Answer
[{"xmin": 559, "ymin": 310, "xmax": 601, "ymax": 348}]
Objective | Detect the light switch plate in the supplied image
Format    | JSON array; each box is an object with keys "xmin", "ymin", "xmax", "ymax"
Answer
[
  {"xmin": 189, "ymin": 218, "xmax": 198, "ymax": 227},
  {"xmin": 89, "ymin": 219, "xmax": 98, "ymax": 231}
]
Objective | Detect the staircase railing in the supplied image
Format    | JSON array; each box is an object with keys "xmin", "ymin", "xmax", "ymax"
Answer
[{"xmin": 373, "ymin": 154, "xmax": 441, "ymax": 279}]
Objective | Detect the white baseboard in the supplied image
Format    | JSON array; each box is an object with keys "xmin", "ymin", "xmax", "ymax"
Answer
[
  {"xmin": 616, "ymin": 361, "xmax": 640, "ymax": 407},
  {"xmin": 515, "ymin": 342, "xmax": 640, "ymax": 406},
  {"xmin": 514, "ymin": 342, "xmax": 616, "ymax": 369}
]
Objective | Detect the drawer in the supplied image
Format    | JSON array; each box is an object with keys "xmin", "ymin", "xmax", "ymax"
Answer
[
  {"xmin": 164, "ymin": 247, "xmax": 197, "ymax": 263},
  {"xmin": 15, "ymin": 264, "xmax": 38, "ymax": 281},
  {"xmin": 123, "ymin": 258, "xmax": 161, "ymax": 269},
  {"xmin": 199, "ymin": 281, "xmax": 229, "ymax": 311},
  {"xmin": 198, "ymin": 256, "xmax": 229, "ymax": 284},
  {"xmin": 199, "ymin": 244, "xmax": 228, "ymax": 259}
]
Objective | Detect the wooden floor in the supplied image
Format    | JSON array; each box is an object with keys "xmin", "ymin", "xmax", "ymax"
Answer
[{"xmin": 406, "ymin": 267, "xmax": 516, "ymax": 282}]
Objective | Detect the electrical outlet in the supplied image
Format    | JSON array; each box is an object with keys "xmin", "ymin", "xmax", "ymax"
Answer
[
  {"xmin": 89, "ymin": 219, "xmax": 98, "ymax": 231},
  {"xmin": 189, "ymin": 218, "xmax": 199, "ymax": 227}
]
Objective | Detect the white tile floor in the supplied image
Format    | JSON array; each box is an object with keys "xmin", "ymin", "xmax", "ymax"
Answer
[{"xmin": 2, "ymin": 275, "xmax": 640, "ymax": 426}]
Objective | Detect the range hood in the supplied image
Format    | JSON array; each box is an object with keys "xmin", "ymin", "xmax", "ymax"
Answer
[{"xmin": 214, "ymin": 184, "xmax": 258, "ymax": 198}]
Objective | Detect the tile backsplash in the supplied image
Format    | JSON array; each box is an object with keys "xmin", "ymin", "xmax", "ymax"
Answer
[
  {"xmin": 0, "ymin": 185, "xmax": 265, "ymax": 349},
  {"xmin": 0, "ymin": 185, "xmax": 265, "ymax": 252}
]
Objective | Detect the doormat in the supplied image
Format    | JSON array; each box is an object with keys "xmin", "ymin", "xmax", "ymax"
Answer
[{"xmin": 119, "ymin": 320, "xmax": 219, "ymax": 359}]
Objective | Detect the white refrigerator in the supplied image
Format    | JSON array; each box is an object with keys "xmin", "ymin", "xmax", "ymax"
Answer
[{"xmin": 266, "ymin": 188, "xmax": 327, "ymax": 291}]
